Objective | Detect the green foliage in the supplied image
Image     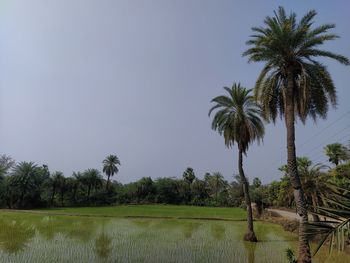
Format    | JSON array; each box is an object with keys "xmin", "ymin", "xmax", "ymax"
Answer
[
  {"xmin": 330, "ymin": 161, "xmax": 350, "ymax": 179},
  {"xmin": 286, "ymin": 248, "xmax": 297, "ymax": 263},
  {"xmin": 252, "ymin": 177, "xmax": 262, "ymax": 188},
  {"xmin": 306, "ymin": 186, "xmax": 350, "ymax": 255},
  {"xmin": 182, "ymin": 167, "xmax": 196, "ymax": 184},
  {"xmin": 324, "ymin": 143, "xmax": 350, "ymax": 166},
  {"xmin": 155, "ymin": 177, "xmax": 182, "ymax": 204},
  {"xmin": 6, "ymin": 162, "xmax": 48, "ymax": 208},
  {"xmin": 243, "ymin": 6, "xmax": 349, "ymax": 123},
  {"xmin": 209, "ymin": 83, "xmax": 264, "ymax": 153},
  {"xmin": 102, "ymin": 154, "xmax": 120, "ymax": 189}
]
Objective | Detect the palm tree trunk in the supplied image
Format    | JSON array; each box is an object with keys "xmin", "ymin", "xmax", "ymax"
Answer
[
  {"xmin": 51, "ymin": 186, "xmax": 56, "ymax": 206},
  {"xmin": 285, "ymin": 71, "xmax": 311, "ymax": 263},
  {"xmin": 87, "ymin": 185, "xmax": 91, "ymax": 199},
  {"xmin": 238, "ymin": 146, "xmax": 257, "ymax": 242},
  {"xmin": 106, "ymin": 175, "xmax": 110, "ymax": 191},
  {"xmin": 19, "ymin": 189, "xmax": 25, "ymax": 209},
  {"xmin": 60, "ymin": 190, "xmax": 64, "ymax": 207}
]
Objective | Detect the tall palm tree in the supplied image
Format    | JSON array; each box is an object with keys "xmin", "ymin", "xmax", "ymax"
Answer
[
  {"xmin": 324, "ymin": 143, "xmax": 349, "ymax": 166},
  {"xmin": 243, "ymin": 7, "xmax": 349, "ymax": 261},
  {"xmin": 209, "ymin": 83, "xmax": 264, "ymax": 241},
  {"xmin": 102, "ymin": 155, "xmax": 120, "ymax": 190}
]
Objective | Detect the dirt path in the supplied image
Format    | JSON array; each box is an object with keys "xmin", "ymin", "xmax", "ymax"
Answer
[{"xmin": 267, "ymin": 208, "xmax": 314, "ymax": 221}]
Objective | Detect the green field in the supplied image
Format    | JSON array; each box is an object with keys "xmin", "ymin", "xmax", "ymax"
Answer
[
  {"xmin": 0, "ymin": 206, "xmax": 349, "ymax": 263},
  {"xmin": 35, "ymin": 205, "xmax": 247, "ymax": 220}
]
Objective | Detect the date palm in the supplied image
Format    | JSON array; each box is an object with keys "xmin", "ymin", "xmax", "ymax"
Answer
[
  {"xmin": 82, "ymin": 169, "xmax": 103, "ymax": 199},
  {"xmin": 244, "ymin": 7, "xmax": 349, "ymax": 261},
  {"xmin": 10, "ymin": 162, "xmax": 39, "ymax": 208},
  {"xmin": 102, "ymin": 155, "xmax": 120, "ymax": 190},
  {"xmin": 209, "ymin": 83, "xmax": 264, "ymax": 241},
  {"xmin": 50, "ymin": 171, "xmax": 65, "ymax": 206}
]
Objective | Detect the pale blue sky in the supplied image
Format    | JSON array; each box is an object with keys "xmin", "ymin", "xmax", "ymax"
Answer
[{"xmin": 0, "ymin": 0, "xmax": 349, "ymax": 184}]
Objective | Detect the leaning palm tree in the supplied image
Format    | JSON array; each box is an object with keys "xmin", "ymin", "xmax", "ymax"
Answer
[
  {"xmin": 102, "ymin": 155, "xmax": 120, "ymax": 190},
  {"xmin": 243, "ymin": 7, "xmax": 349, "ymax": 261},
  {"xmin": 209, "ymin": 83, "xmax": 264, "ymax": 241}
]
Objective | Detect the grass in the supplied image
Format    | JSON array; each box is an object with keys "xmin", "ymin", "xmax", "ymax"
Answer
[{"xmin": 33, "ymin": 204, "xmax": 247, "ymax": 220}]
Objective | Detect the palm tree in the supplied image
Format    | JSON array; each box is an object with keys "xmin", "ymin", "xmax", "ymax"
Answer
[
  {"xmin": 243, "ymin": 7, "xmax": 349, "ymax": 261},
  {"xmin": 324, "ymin": 143, "xmax": 350, "ymax": 166},
  {"xmin": 209, "ymin": 83, "xmax": 264, "ymax": 241},
  {"xmin": 296, "ymin": 157, "xmax": 331, "ymax": 221},
  {"xmin": 83, "ymin": 169, "xmax": 103, "ymax": 199},
  {"xmin": 50, "ymin": 171, "xmax": 65, "ymax": 206},
  {"xmin": 182, "ymin": 167, "xmax": 196, "ymax": 185},
  {"xmin": 10, "ymin": 162, "xmax": 39, "ymax": 208},
  {"xmin": 204, "ymin": 172, "xmax": 227, "ymax": 206},
  {"xmin": 102, "ymin": 155, "xmax": 120, "ymax": 190}
]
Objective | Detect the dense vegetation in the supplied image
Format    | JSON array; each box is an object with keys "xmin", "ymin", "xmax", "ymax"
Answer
[{"xmin": 0, "ymin": 141, "xmax": 349, "ymax": 212}]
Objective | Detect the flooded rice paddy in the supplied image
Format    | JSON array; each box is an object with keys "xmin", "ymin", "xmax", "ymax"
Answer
[{"xmin": 0, "ymin": 212, "xmax": 348, "ymax": 263}]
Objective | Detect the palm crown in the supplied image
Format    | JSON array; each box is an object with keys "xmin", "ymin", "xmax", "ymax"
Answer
[
  {"xmin": 243, "ymin": 7, "xmax": 349, "ymax": 123},
  {"xmin": 103, "ymin": 155, "xmax": 120, "ymax": 177},
  {"xmin": 209, "ymin": 83, "xmax": 264, "ymax": 153}
]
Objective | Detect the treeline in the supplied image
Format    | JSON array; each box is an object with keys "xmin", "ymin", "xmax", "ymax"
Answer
[
  {"xmin": 0, "ymin": 142, "xmax": 349, "ymax": 210},
  {"xmin": 0, "ymin": 159, "xmax": 246, "ymax": 209}
]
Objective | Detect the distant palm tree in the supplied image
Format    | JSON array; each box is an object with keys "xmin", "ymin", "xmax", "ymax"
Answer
[
  {"xmin": 83, "ymin": 169, "xmax": 103, "ymax": 199},
  {"xmin": 324, "ymin": 143, "xmax": 349, "ymax": 166},
  {"xmin": 50, "ymin": 171, "xmax": 65, "ymax": 206},
  {"xmin": 204, "ymin": 172, "xmax": 227, "ymax": 206},
  {"xmin": 10, "ymin": 162, "xmax": 39, "ymax": 208},
  {"xmin": 244, "ymin": 7, "xmax": 349, "ymax": 261},
  {"xmin": 182, "ymin": 167, "xmax": 196, "ymax": 185},
  {"xmin": 102, "ymin": 155, "xmax": 120, "ymax": 190},
  {"xmin": 209, "ymin": 83, "xmax": 264, "ymax": 242}
]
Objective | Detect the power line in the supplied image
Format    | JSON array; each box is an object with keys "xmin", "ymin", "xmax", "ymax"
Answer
[
  {"xmin": 296, "ymin": 109, "xmax": 350, "ymax": 150},
  {"xmin": 299, "ymin": 126, "xmax": 350, "ymax": 157},
  {"xmin": 260, "ymin": 125, "xmax": 350, "ymax": 176},
  {"xmin": 307, "ymin": 136, "xmax": 350, "ymax": 161}
]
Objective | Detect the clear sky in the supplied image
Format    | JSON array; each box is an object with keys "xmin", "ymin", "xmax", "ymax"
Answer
[{"xmin": 0, "ymin": 0, "xmax": 349, "ymax": 184}]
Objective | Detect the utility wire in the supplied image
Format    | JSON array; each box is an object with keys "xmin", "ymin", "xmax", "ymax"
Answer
[
  {"xmin": 296, "ymin": 110, "xmax": 350, "ymax": 150},
  {"xmin": 259, "ymin": 114, "xmax": 350, "ymax": 175},
  {"xmin": 300, "ymin": 128, "xmax": 350, "ymax": 157},
  {"xmin": 307, "ymin": 136, "xmax": 350, "ymax": 161}
]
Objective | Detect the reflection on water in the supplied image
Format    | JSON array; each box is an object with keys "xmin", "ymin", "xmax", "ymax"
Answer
[
  {"xmin": 211, "ymin": 224, "xmax": 225, "ymax": 240},
  {"xmin": 182, "ymin": 222, "xmax": 201, "ymax": 239},
  {"xmin": 0, "ymin": 219, "xmax": 35, "ymax": 253},
  {"xmin": 243, "ymin": 241, "xmax": 257, "ymax": 263},
  {"xmin": 0, "ymin": 213, "xmax": 348, "ymax": 263},
  {"xmin": 95, "ymin": 232, "xmax": 112, "ymax": 260}
]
